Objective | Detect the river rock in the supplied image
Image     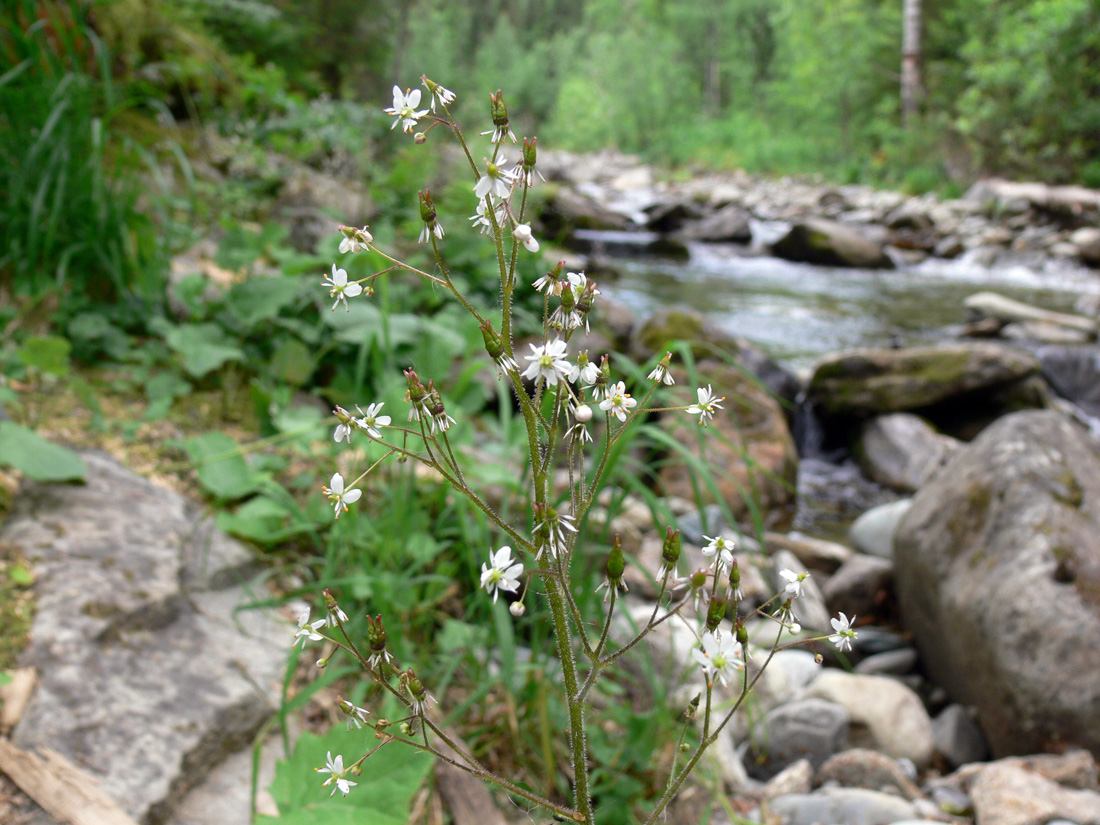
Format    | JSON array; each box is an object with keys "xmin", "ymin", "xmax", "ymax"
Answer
[
  {"xmin": 852, "ymin": 647, "xmax": 917, "ymax": 676},
  {"xmin": 807, "ymin": 343, "xmax": 1041, "ymax": 418},
  {"xmin": 538, "ymin": 183, "xmax": 632, "ymax": 236},
  {"xmin": 1071, "ymin": 226, "xmax": 1100, "ymax": 266},
  {"xmin": 857, "ymin": 414, "xmax": 961, "ymax": 492},
  {"xmin": 801, "ymin": 671, "xmax": 935, "ymax": 767},
  {"xmin": 1001, "ymin": 320, "xmax": 1094, "ymax": 344},
  {"xmin": 2, "ymin": 451, "xmax": 287, "ymax": 823},
  {"xmin": 895, "ymin": 410, "xmax": 1100, "ymax": 758},
  {"xmin": 765, "ymin": 787, "xmax": 918, "ymax": 825},
  {"xmin": 1036, "ymin": 344, "xmax": 1100, "ymax": 418},
  {"xmin": 677, "ymin": 204, "xmax": 753, "ymax": 243},
  {"xmin": 823, "ymin": 554, "xmax": 894, "ymax": 618},
  {"xmin": 747, "ymin": 698, "xmax": 851, "ymax": 778},
  {"xmin": 815, "ymin": 749, "xmax": 923, "ymax": 800},
  {"xmin": 764, "ymin": 531, "xmax": 853, "ymax": 574},
  {"xmin": 643, "ymin": 198, "xmax": 704, "ymax": 233},
  {"xmin": 964, "ymin": 291, "xmax": 1097, "ymax": 336},
  {"xmin": 658, "ymin": 360, "xmax": 798, "ymax": 525},
  {"xmin": 931, "ymin": 704, "xmax": 989, "ymax": 769},
  {"xmin": 761, "ymin": 759, "xmax": 814, "ymax": 799},
  {"xmin": 771, "ymin": 218, "xmax": 895, "ymax": 269},
  {"xmin": 969, "ymin": 761, "xmax": 1100, "ymax": 825},
  {"xmin": 848, "ymin": 499, "xmax": 912, "ymax": 560},
  {"xmin": 632, "ymin": 308, "xmax": 801, "ymax": 407}
]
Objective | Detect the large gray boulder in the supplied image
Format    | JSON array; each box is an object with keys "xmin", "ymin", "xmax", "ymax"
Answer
[
  {"xmin": 857, "ymin": 413, "xmax": 961, "ymax": 492},
  {"xmin": 771, "ymin": 218, "xmax": 894, "ymax": 269},
  {"xmin": 3, "ymin": 451, "xmax": 288, "ymax": 823},
  {"xmin": 895, "ymin": 410, "xmax": 1100, "ymax": 758},
  {"xmin": 807, "ymin": 343, "xmax": 1041, "ymax": 417}
]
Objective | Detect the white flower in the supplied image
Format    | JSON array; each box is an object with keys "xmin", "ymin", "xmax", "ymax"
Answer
[
  {"xmin": 513, "ymin": 223, "xmax": 539, "ymax": 253},
  {"xmin": 339, "ymin": 225, "xmax": 372, "ymax": 253},
  {"xmin": 422, "ymin": 77, "xmax": 455, "ymax": 111},
  {"xmin": 474, "ymin": 161, "xmax": 515, "ymax": 201},
  {"xmin": 701, "ymin": 534, "xmax": 735, "ymax": 571},
  {"xmin": 322, "ymin": 472, "xmax": 362, "ymax": 519},
  {"xmin": 533, "ymin": 268, "xmax": 564, "ymax": 295},
  {"xmin": 549, "ymin": 304, "xmax": 582, "ymax": 331},
  {"xmin": 337, "ymin": 697, "xmax": 370, "ymax": 731},
  {"xmin": 522, "ymin": 339, "xmax": 572, "ymax": 387},
  {"xmin": 419, "ymin": 218, "xmax": 445, "ymax": 244},
  {"xmin": 599, "ymin": 381, "xmax": 637, "ymax": 422},
  {"xmin": 384, "ymin": 85, "xmax": 428, "ymax": 132},
  {"xmin": 293, "ymin": 608, "xmax": 326, "ymax": 648},
  {"xmin": 469, "ymin": 197, "xmax": 508, "ymax": 235},
  {"xmin": 325, "ymin": 604, "xmax": 349, "ymax": 628},
  {"xmin": 568, "ymin": 359, "xmax": 600, "ymax": 387},
  {"xmin": 482, "ymin": 124, "xmax": 517, "ymax": 144},
  {"xmin": 333, "ymin": 405, "xmax": 355, "ymax": 443},
  {"xmin": 686, "ymin": 384, "xmax": 725, "ymax": 427},
  {"xmin": 480, "ymin": 545, "xmax": 524, "ymax": 603},
  {"xmin": 533, "ymin": 506, "xmax": 578, "ymax": 559},
  {"xmin": 830, "ymin": 612, "xmax": 858, "ymax": 652},
  {"xmin": 648, "ymin": 354, "xmax": 675, "ymax": 385},
  {"xmin": 779, "ymin": 568, "xmax": 809, "ymax": 599},
  {"xmin": 691, "ymin": 631, "xmax": 744, "ymax": 688},
  {"xmin": 355, "ymin": 402, "xmax": 391, "ymax": 438},
  {"xmin": 322, "ymin": 264, "xmax": 363, "ymax": 311},
  {"xmin": 317, "ymin": 752, "xmax": 357, "ymax": 797}
]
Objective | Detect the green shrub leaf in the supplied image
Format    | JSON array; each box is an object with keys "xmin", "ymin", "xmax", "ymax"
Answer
[{"xmin": 0, "ymin": 422, "xmax": 87, "ymax": 482}]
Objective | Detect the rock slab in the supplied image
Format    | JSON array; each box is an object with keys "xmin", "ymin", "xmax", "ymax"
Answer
[
  {"xmin": 895, "ymin": 410, "xmax": 1100, "ymax": 758},
  {"xmin": 2, "ymin": 451, "xmax": 288, "ymax": 824}
]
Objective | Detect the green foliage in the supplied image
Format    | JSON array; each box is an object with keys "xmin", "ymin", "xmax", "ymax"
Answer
[
  {"xmin": 0, "ymin": 422, "xmax": 88, "ymax": 482},
  {"xmin": 259, "ymin": 725, "xmax": 434, "ymax": 825},
  {"xmin": 178, "ymin": 431, "xmax": 263, "ymax": 499},
  {"xmin": 0, "ymin": 0, "xmax": 172, "ymax": 308}
]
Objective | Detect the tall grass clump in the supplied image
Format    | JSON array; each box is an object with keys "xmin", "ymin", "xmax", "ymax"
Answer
[{"xmin": 0, "ymin": 0, "xmax": 169, "ymax": 311}]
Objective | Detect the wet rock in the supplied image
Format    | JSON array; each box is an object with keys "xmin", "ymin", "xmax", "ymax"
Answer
[
  {"xmin": 678, "ymin": 204, "xmax": 753, "ymax": 243},
  {"xmin": 932, "ymin": 704, "xmax": 989, "ymax": 769},
  {"xmin": 764, "ymin": 531, "xmax": 853, "ymax": 574},
  {"xmin": 747, "ymin": 698, "xmax": 851, "ymax": 778},
  {"xmin": 895, "ymin": 410, "xmax": 1100, "ymax": 758},
  {"xmin": 807, "ymin": 343, "xmax": 1040, "ymax": 418},
  {"xmin": 2, "ymin": 452, "xmax": 287, "ymax": 824},
  {"xmin": 771, "ymin": 218, "xmax": 895, "ymax": 269},
  {"xmin": 853, "ymin": 648, "xmax": 917, "ymax": 677},
  {"xmin": 857, "ymin": 414, "xmax": 961, "ymax": 492},
  {"xmin": 1071, "ymin": 226, "xmax": 1100, "ymax": 266},
  {"xmin": 848, "ymin": 499, "xmax": 912, "ymax": 560},
  {"xmin": 658, "ymin": 360, "xmax": 798, "ymax": 526},
  {"xmin": 815, "ymin": 748, "xmax": 923, "ymax": 800},
  {"xmin": 823, "ymin": 554, "xmax": 894, "ymax": 619},
  {"xmin": 801, "ymin": 671, "xmax": 935, "ymax": 768},
  {"xmin": 1036, "ymin": 344, "xmax": 1100, "ymax": 418},
  {"xmin": 643, "ymin": 198, "xmax": 705, "ymax": 233},
  {"xmin": 969, "ymin": 761, "xmax": 1100, "ymax": 825},
  {"xmin": 765, "ymin": 787, "xmax": 917, "ymax": 825},
  {"xmin": 964, "ymin": 291, "xmax": 1097, "ymax": 336}
]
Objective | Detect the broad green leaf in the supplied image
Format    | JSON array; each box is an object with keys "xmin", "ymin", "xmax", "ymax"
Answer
[
  {"xmin": 215, "ymin": 495, "xmax": 314, "ymax": 544},
  {"xmin": 226, "ymin": 276, "xmax": 305, "ymax": 329},
  {"xmin": 322, "ymin": 301, "xmax": 383, "ymax": 345},
  {"xmin": 259, "ymin": 727, "xmax": 433, "ymax": 825},
  {"xmin": 269, "ymin": 338, "xmax": 314, "ymax": 386},
  {"xmin": 180, "ymin": 432, "xmax": 260, "ymax": 500},
  {"xmin": 164, "ymin": 323, "xmax": 245, "ymax": 378},
  {"xmin": 0, "ymin": 422, "xmax": 86, "ymax": 482},
  {"xmin": 17, "ymin": 336, "xmax": 71, "ymax": 378}
]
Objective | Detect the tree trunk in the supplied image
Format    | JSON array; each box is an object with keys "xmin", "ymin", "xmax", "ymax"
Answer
[{"xmin": 901, "ymin": 0, "xmax": 923, "ymax": 127}]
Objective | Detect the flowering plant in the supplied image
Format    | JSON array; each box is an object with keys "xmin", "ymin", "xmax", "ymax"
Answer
[{"xmin": 296, "ymin": 77, "xmax": 856, "ymax": 823}]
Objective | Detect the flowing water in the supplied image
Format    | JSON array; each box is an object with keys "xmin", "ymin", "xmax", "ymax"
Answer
[{"xmin": 593, "ymin": 231, "xmax": 1100, "ymax": 371}]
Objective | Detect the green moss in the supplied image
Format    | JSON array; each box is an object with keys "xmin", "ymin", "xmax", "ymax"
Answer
[{"xmin": 0, "ymin": 542, "xmax": 35, "ymax": 671}]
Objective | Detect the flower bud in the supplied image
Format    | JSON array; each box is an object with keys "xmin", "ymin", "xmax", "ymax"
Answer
[
  {"xmin": 509, "ymin": 601, "xmax": 526, "ymax": 617},
  {"xmin": 661, "ymin": 527, "xmax": 682, "ymax": 569},
  {"xmin": 316, "ymin": 657, "xmax": 329, "ymax": 668},
  {"xmin": 425, "ymin": 380, "xmax": 445, "ymax": 419},
  {"xmin": 414, "ymin": 132, "xmax": 426, "ymax": 144},
  {"xmin": 418, "ymin": 190, "xmax": 437, "ymax": 225},
  {"xmin": 480, "ymin": 322, "xmax": 505, "ymax": 361},
  {"xmin": 705, "ymin": 595, "xmax": 728, "ymax": 632},
  {"xmin": 606, "ymin": 535, "xmax": 625, "ymax": 585},
  {"xmin": 489, "ymin": 89, "xmax": 509, "ymax": 129},
  {"xmin": 815, "ymin": 653, "xmax": 824, "ymax": 664},
  {"xmin": 404, "ymin": 369, "xmax": 428, "ymax": 407},
  {"xmin": 523, "ymin": 136, "xmax": 537, "ymax": 168},
  {"xmin": 575, "ymin": 279, "xmax": 597, "ymax": 316},
  {"xmin": 684, "ymin": 693, "xmax": 700, "ymax": 721},
  {"xmin": 736, "ymin": 618, "xmax": 748, "ymax": 646},
  {"xmin": 573, "ymin": 404, "xmax": 593, "ymax": 423},
  {"xmin": 594, "ymin": 355, "xmax": 611, "ymax": 398}
]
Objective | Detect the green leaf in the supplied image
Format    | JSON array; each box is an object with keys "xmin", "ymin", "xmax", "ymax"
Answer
[
  {"xmin": 226, "ymin": 276, "xmax": 304, "ymax": 329},
  {"xmin": 259, "ymin": 727, "xmax": 433, "ymax": 825},
  {"xmin": 164, "ymin": 323, "xmax": 245, "ymax": 378},
  {"xmin": 179, "ymin": 432, "xmax": 261, "ymax": 500},
  {"xmin": 0, "ymin": 422, "xmax": 87, "ymax": 482},
  {"xmin": 269, "ymin": 338, "xmax": 314, "ymax": 386},
  {"xmin": 322, "ymin": 301, "xmax": 383, "ymax": 345},
  {"xmin": 17, "ymin": 336, "xmax": 71, "ymax": 378},
  {"xmin": 9, "ymin": 563, "xmax": 34, "ymax": 586},
  {"xmin": 215, "ymin": 495, "xmax": 314, "ymax": 544}
]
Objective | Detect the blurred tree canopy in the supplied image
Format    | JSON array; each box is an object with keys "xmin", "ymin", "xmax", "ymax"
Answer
[{"xmin": 10, "ymin": 0, "xmax": 1100, "ymax": 189}]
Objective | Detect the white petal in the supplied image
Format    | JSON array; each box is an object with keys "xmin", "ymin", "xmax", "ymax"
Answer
[
  {"xmin": 329, "ymin": 473, "xmax": 344, "ymax": 494},
  {"xmin": 343, "ymin": 488, "xmax": 362, "ymax": 504},
  {"xmin": 407, "ymin": 88, "xmax": 422, "ymax": 107}
]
